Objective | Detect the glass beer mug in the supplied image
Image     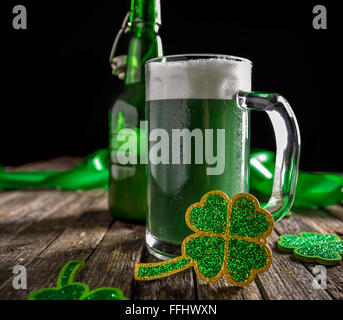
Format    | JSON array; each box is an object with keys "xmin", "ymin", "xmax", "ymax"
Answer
[{"xmin": 145, "ymin": 54, "xmax": 300, "ymax": 259}]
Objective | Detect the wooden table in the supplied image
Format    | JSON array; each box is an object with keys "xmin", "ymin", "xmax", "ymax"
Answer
[{"xmin": 0, "ymin": 158, "xmax": 342, "ymax": 300}]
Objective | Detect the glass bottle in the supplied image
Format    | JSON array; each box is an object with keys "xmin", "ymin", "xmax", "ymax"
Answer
[{"xmin": 108, "ymin": 0, "xmax": 163, "ymax": 221}]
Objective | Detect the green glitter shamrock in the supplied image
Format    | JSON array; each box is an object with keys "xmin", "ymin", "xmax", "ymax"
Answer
[
  {"xmin": 135, "ymin": 191, "xmax": 274, "ymax": 286},
  {"xmin": 28, "ymin": 260, "xmax": 128, "ymax": 300},
  {"xmin": 278, "ymin": 232, "xmax": 343, "ymax": 266}
]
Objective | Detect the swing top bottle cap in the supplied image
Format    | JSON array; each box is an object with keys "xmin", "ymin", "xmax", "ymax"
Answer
[{"xmin": 146, "ymin": 54, "xmax": 252, "ymax": 101}]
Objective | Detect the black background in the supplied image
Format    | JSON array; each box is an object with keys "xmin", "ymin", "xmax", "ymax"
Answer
[{"xmin": 2, "ymin": 0, "xmax": 341, "ymax": 171}]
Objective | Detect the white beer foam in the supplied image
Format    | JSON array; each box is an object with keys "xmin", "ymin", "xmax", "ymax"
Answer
[{"xmin": 146, "ymin": 58, "xmax": 251, "ymax": 100}]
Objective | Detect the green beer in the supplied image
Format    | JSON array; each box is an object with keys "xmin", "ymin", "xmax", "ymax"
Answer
[
  {"xmin": 145, "ymin": 56, "xmax": 252, "ymax": 258},
  {"xmin": 145, "ymin": 55, "xmax": 301, "ymax": 260},
  {"xmin": 146, "ymin": 98, "xmax": 250, "ymax": 246}
]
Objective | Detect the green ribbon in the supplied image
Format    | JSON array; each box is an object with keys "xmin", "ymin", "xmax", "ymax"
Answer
[
  {"xmin": 0, "ymin": 149, "xmax": 108, "ymax": 190},
  {"xmin": 1, "ymin": 149, "xmax": 342, "ymax": 210},
  {"xmin": 249, "ymin": 150, "xmax": 343, "ymax": 209}
]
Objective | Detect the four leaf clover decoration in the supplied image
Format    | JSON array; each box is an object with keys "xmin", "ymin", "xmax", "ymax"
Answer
[
  {"xmin": 135, "ymin": 191, "xmax": 274, "ymax": 286},
  {"xmin": 278, "ymin": 232, "xmax": 343, "ymax": 266},
  {"xmin": 28, "ymin": 260, "xmax": 128, "ymax": 300}
]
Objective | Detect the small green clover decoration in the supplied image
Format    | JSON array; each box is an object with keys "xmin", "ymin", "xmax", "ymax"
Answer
[
  {"xmin": 28, "ymin": 260, "xmax": 128, "ymax": 300},
  {"xmin": 278, "ymin": 232, "xmax": 343, "ymax": 266},
  {"xmin": 135, "ymin": 191, "xmax": 274, "ymax": 286}
]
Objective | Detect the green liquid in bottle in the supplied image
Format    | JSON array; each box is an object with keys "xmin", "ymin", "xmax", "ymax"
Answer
[{"xmin": 108, "ymin": 0, "xmax": 163, "ymax": 221}]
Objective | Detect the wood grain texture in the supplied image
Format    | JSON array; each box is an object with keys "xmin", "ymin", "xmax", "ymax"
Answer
[
  {"xmin": 7, "ymin": 156, "xmax": 83, "ymax": 171},
  {"xmin": 0, "ymin": 190, "xmax": 112, "ymax": 299},
  {"xmin": 0, "ymin": 191, "xmax": 44, "ymax": 220},
  {"xmin": 306, "ymin": 264, "xmax": 343, "ymax": 300},
  {"xmin": 196, "ymin": 277, "xmax": 262, "ymax": 300},
  {"xmin": 77, "ymin": 220, "xmax": 145, "ymax": 299},
  {"xmin": 1, "ymin": 158, "xmax": 343, "ymax": 300},
  {"xmin": 292, "ymin": 208, "xmax": 343, "ymax": 235},
  {"xmin": 0, "ymin": 191, "xmax": 28, "ymax": 208},
  {"xmin": 324, "ymin": 205, "xmax": 343, "ymax": 225},
  {"xmin": 0, "ymin": 191, "xmax": 76, "ymax": 245},
  {"xmin": 0, "ymin": 191, "xmax": 103, "ymax": 286}
]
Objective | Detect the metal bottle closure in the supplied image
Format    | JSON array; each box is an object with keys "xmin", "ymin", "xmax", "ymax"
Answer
[{"xmin": 109, "ymin": 11, "xmax": 131, "ymax": 80}]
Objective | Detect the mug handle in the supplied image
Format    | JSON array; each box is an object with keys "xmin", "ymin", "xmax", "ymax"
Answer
[{"xmin": 236, "ymin": 91, "xmax": 301, "ymax": 222}]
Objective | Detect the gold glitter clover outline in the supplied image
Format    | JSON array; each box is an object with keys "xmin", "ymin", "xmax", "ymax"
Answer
[
  {"xmin": 223, "ymin": 192, "xmax": 274, "ymax": 286},
  {"xmin": 184, "ymin": 191, "xmax": 274, "ymax": 285},
  {"xmin": 134, "ymin": 191, "xmax": 274, "ymax": 286}
]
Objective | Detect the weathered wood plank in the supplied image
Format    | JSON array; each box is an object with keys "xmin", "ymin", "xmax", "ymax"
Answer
[
  {"xmin": 1, "ymin": 157, "xmax": 342, "ymax": 300},
  {"xmin": 0, "ymin": 191, "xmax": 76, "ymax": 245},
  {"xmin": 0, "ymin": 191, "xmax": 26, "ymax": 207},
  {"xmin": 255, "ymin": 231, "xmax": 332, "ymax": 300},
  {"xmin": 274, "ymin": 214, "xmax": 314, "ymax": 236},
  {"xmin": 77, "ymin": 220, "xmax": 145, "ymax": 300},
  {"xmin": 132, "ymin": 247, "xmax": 195, "ymax": 300},
  {"xmin": 0, "ymin": 191, "xmax": 95, "ymax": 284},
  {"xmin": 291, "ymin": 208, "xmax": 343, "ymax": 235},
  {"xmin": 8, "ymin": 156, "xmax": 82, "ymax": 171},
  {"xmin": 0, "ymin": 191, "xmax": 112, "ymax": 299},
  {"xmin": 306, "ymin": 264, "xmax": 343, "ymax": 300},
  {"xmin": 196, "ymin": 277, "xmax": 262, "ymax": 300},
  {"xmin": 0, "ymin": 191, "xmax": 43, "ymax": 220},
  {"xmin": 324, "ymin": 205, "xmax": 343, "ymax": 224},
  {"xmin": 274, "ymin": 211, "xmax": 340, "ymax": 237}
]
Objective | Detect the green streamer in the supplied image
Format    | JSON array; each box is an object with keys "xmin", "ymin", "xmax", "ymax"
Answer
[
  {"xmin": 1, "ymin": 149, "xmax": 342, "ymax": 210},
  {"xmin": 0, "ymin": 149, "xmax": 108, "ymax": 190},
  {"xmin": 249, "ymin": 149, "xmax": 343, "ymax": 209}
]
